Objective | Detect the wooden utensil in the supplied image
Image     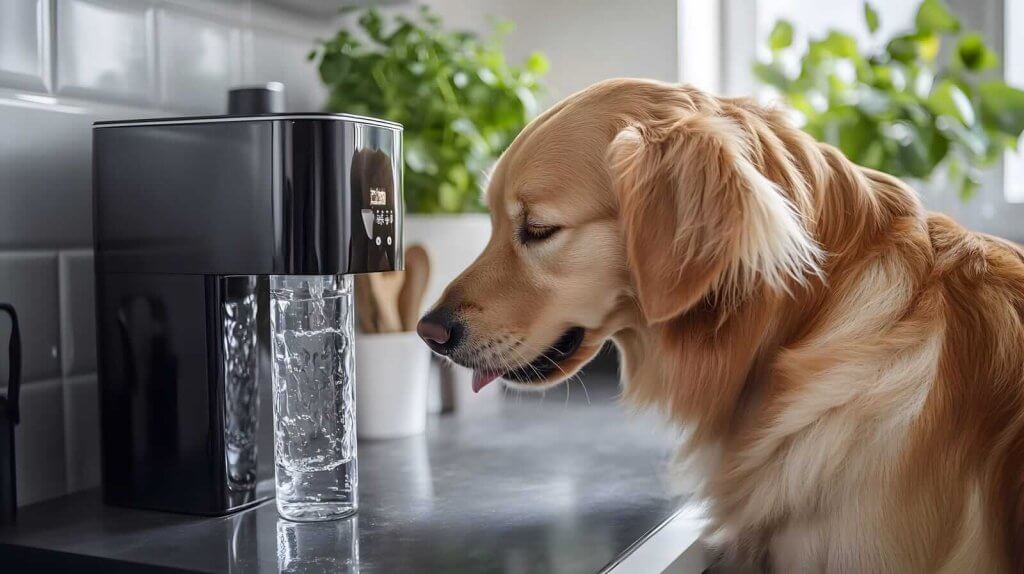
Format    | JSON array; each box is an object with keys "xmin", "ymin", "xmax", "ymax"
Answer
[
  {"xmin": 354, "ymin": 274, "xmax": 378, "ymax": 333},
  {"xmin": 367, "ymin": 271, "xmax": 405, "ymax": 333},
  {"xmin": 398, "ymin": 245, "xmax": 431, "ymax": 331}
]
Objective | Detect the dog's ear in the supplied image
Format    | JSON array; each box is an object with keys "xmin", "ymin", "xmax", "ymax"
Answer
[{"xmin": 608, "ymin": 113, "xmax": 820, "ymax": 324}]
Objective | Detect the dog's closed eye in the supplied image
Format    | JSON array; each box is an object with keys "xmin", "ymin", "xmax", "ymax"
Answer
[{"xmin": 518, "ymin": 223, "xmax": 562, "ymax": 245}]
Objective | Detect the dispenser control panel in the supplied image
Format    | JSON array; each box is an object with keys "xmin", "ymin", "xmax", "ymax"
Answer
[
  {"xmin": 351, "ymin": 145, "xmax": 400, "ymax": 271},
  {"xmin": 371, "ymin": 207, "xmax": 395, "ymax": 246}
]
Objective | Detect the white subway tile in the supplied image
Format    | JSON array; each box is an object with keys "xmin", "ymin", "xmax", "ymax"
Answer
[
  {"xmin": 0, "ymin": 0, "xmax": 50, "ymax": 91},
  {"xmin": 15, "ymin": 379, "xmax": 67, "ymax": 505},
  {"xmin": 246, "ymin": 28, "xmax": 325, "ymax": 112},
  {"xmin": 0, "ymin": 102, "xmax": 96, "ymax": 249},
  {"xmin": 59, "ymin": 250, "xmax": 96, "ymax": 377},
  {"xmin": 0, "ymin": 251, "xmax": 61, "ymax": 385},
  {"xmin": 158, "ymin": 8, "xmax": 241, "ymax": 113},
  {"xmin": 56, "ymin": 0, "xmax": 156, "ymax": 104},
  {"xmin": 63, "ymin": 374, "xmax": 99, "ymax": 492}
]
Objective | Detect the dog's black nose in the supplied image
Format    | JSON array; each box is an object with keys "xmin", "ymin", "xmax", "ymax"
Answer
[{"xmin": 416, "ymin": 307, "xmax": 463, "ymax": 355}]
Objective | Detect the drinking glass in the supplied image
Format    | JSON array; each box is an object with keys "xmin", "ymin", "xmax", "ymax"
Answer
[{"xmin": 270, "ymin": 275, "xmax": 357, "ymax": 521}]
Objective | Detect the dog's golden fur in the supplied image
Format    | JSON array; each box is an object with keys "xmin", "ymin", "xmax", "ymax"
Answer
[{"xmin": 427, "ymin": 79, "xmax": 1024, "ymax": 571}]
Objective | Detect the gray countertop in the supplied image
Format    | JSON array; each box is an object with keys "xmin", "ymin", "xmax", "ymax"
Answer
[{"xmin": 0, "ymin": 386, "xmax": 685, "ymax": 573}]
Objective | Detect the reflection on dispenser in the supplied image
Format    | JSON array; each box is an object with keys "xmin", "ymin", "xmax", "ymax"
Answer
[
  {"xmin": 117, "ymin": 295, "xmax": 180, "ymax": 458},
  {"xmin": 276, "ymin": 517, "xmax": 360, "ymax": 573},
  {"xmin": 222, "ymin": 276, "xmax": 260, "ymax": 504}
]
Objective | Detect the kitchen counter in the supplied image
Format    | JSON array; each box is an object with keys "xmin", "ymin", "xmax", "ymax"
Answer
[{"xmin": 0, "ymin": 385, "xmax": 702, "ymax": 572}]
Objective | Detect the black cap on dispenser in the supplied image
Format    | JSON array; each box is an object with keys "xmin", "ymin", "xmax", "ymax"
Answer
[{"xmin": 228, "ymin": 82, "xmax": 286, "ymax": 115}]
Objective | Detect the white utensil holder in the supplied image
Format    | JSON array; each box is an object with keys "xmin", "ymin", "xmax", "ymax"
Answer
[{"xmin": 356, "ymin": 332, "xmax": 431, "ymax": 439}]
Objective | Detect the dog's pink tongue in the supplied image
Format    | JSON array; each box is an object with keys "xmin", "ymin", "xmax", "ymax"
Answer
[{"xmin": 472, "ymin": 370, "xmax": 501, "ymax": 393}]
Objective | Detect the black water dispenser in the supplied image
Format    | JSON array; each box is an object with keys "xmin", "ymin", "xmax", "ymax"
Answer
[{"xmin": 93, "ymin": 114, "xmax": 403, "ymax": 515}]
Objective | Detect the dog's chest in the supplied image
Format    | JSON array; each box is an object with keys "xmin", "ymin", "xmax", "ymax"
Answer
[{"xmin": 700, "ymin": 330, "xmax": 944, "ymax": 568}]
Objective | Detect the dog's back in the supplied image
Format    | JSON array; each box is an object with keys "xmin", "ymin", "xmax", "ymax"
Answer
[{"xmin": 923, "ymin": 213, "xmax": 1024, "ymax": 570}]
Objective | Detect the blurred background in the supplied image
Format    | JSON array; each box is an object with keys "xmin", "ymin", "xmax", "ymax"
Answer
[{"xmin": 1, "ymin": 0, "xmax": 1021, "ymax": 509}]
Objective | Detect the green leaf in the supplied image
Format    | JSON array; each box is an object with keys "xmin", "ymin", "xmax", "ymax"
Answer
[
  {"xmin": 864, "ymin": 2, "xmax": 880, "ymax": 34},
  {"xmin": 837, "ymin": 110, "xmax": 875, "ymax": 163},
  {"xmin": 886, "ymin": 35, "xmax": 918, "ymax": 63},
  {"xmin": 957, "ymin": 33, "xmax": 998, "ymax": 71},
  {"xmin": 359, "ymin": 9, "xmax": 385, "ymax": 42},
  {"xmin": 405, "ymin": 139, "xmax": 439, "ymax": 175},
  {"xmin": 979, "ymin": 81, "xmax": 1024, "ymax": 136},
  {"xmin": 916, "ymin": 33, "xmax": 940, "ymax": 62},
  {"xmin": 526, "ymin": 52, "xmax": 549, "ymax": 75},
  {"xmin": 753, "ymin": 61, "xmax": 789, "ymax": 89},
  {"xmin": 928, "ymin": 79, "xmax": 975, "ymax": 125},
  {"xmin": 862, "ymin": 140, "xmax": 885, "ymax": 168},
  {"xmin": 960, "ymin": 168, "xmax": 981, "ymax": 199},
  {"xmin": 870, "ymin": 64, "xmax": 893, "ymax": 89},
  {"xmin": 943, "ymin": 120, "xmax": 988, "ymax": 156},
  {"xmin": 822, "ymin": 31, "xmax": 859, "ymax": 59},
  {"xmin": 438, "ymin": 182, "xmax": 462, "ymax": 212},
  {"xmin": 448, "ymin": 164, "xmax": 470, "ymax": 190},
  {"xmin": 769, "ymin": 20, "xmax": 794, "ymax": 52},
  {"xmin": 915, "ymin": 0, "xmax": 959, "ymax": 35}
]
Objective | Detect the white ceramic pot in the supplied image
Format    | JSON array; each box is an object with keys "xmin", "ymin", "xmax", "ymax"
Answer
[
  {"xmin": 404, "ymin": 214, "xmax": 495, "ymax": 414},
  {"xmin": 403, "ymin": 213, "xmax": 491, "ymax": 311},
  {"xmin": 355, "ymin": 331, "xmax": 431, "ymax": 439}
]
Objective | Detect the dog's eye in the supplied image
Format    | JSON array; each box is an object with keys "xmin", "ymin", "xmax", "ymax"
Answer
[{"xmin": 518, "ymin": 224, "xmax": 562, "ymax": 245}]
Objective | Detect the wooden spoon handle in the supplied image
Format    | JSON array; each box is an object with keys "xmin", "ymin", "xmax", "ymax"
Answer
[
  {"xmin": 398, "ymin": 245, "xmax": 431, "ymax": 331},
  {"xmin": 368, "ymin": 272, "xmax": 404, "ymax": 333},
  {"xmin": 354, "ymin": 275, "xmax": 378, "ymax": 333}
]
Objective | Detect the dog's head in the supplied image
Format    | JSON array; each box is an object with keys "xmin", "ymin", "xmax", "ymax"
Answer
[{"xmin": 417, "ymin": 80, "xmax": 821, "ymax": 392}]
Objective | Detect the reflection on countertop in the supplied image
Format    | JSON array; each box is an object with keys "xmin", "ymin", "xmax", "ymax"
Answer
[{"xmin": 0, "ymin": 373, "xmax": 686, "ymax": 573}]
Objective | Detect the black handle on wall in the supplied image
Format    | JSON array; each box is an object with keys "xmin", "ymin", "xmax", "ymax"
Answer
[
  {"xmin": 0, "ymin": 303, "xmax": 21, "ymax": 424},
  {"xmin": 0, "ymin": 302, "xmax": 21, "ymax": 523}
]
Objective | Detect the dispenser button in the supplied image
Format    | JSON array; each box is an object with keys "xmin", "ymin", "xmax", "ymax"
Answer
[
  {"xmin": 375, "ymin": 236, "xmax": 381, "ymax": 246},
  {"xmin": 386, "ymin": 236, "xmax": 392, "ymax": 246}
]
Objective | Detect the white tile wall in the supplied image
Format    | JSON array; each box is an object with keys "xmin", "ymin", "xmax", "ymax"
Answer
[
  {"xmin": 0, "ymin": 0, "xmax": 50, "ymax": 91},
  {"xmin": 0, "ymin": 101, "xmax": 96, "ymax": 249},
  {"xmin": 59, "ymin": 250, "xmax": 96, "ymax": 377},
  {"xmin": 158, "ymin": 8, "xmax": 241, "ymax": 112},
  {"xmin": 15, "ymin": 379, "xmax": 67, "ymax": 505},
  {"xmin": 63, "ymin": 374, "xmax": 99, "ymax": 492},
  {"xmin": 246, "ymin": 28, "xmax": 326, "ymax": 112},
  {"xmin": 0, "ymin": 251, "xmax": 61, "ymax": 386},
  {"xmin": 56, "ymin": 0, "xmax": 157, "ymax": 104},
  {"xmin": 0, "ymin": 0, "xmax": 346, "ymax": 507}
]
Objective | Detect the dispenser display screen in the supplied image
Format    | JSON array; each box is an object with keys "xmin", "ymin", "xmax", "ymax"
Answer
[{"xmin": 350, "ymin": 141, "xmax": 399, "ymax": 272}]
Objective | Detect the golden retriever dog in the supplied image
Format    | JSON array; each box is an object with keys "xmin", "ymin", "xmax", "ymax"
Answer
[{"xmin": 416, "ymin": 79, "xmax": 1024, "ymax": 571}]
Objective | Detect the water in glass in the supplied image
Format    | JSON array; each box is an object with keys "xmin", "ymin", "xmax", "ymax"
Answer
[{"xmin": 270, "ymin": 275, "xmax": 357, "ymax": 521}]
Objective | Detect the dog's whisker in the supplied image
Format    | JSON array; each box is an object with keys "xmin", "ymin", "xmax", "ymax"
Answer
[
  {"xmin": 502, "ymin": 344, "xmax": 549, "ymax": 386},
  {"xmin": 512, "ymin": 338, "xmax": 584, "ymax": 388}
]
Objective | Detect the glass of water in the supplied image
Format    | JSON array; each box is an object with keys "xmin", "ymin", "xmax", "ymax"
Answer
[{"xmin": 270, "ymin": 275, "xmax": 357, "ymax": 521}]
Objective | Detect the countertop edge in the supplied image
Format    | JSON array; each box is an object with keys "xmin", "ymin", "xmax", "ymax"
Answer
[{"xmin": 603, "ymin": 500, "xmax": 709, "ymax": 574}]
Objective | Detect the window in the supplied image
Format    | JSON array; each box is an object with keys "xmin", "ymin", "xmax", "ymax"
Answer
[{"xmin": 1005, "ymin": 0, "xmax": 1024, "ymax": 202}]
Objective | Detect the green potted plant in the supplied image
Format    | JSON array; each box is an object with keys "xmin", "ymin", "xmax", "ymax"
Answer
[
  {"xmin": 755, "ymin": 0, "xmax": 1024, "ymax": 200},
  {"xmin": 310, "ymin": 6, "xmax": 549, "ymax": 309}
]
